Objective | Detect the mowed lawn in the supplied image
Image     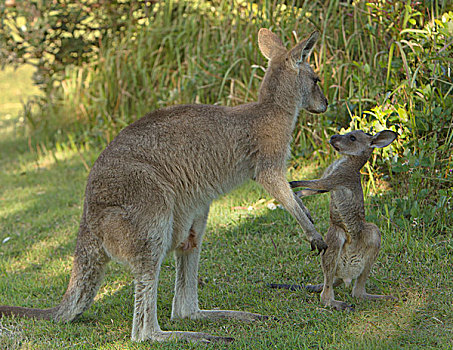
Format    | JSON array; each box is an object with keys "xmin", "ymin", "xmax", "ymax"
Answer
[{"xmin": 0, "ymin": 66, "xmax": 452, "ymax": 349}]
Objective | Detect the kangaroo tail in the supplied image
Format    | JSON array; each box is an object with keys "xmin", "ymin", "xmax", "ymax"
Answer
[
  {"xmin": 0, "ymin": 305, "xmax": 59, "ymax": 320},
  {"xmin": 289, "ymin": 180, "xmax": 305, "ymax": 188},
  {"xmin": 0, "ymin": 224, "xmax": 109, "ymax": 322},
  {"xmin": 267, "ymin": 283, "xmax": 305, "ymax": 291}
]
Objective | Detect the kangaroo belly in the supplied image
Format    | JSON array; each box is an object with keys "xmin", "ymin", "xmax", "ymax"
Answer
[{"xmin": 335, "ymin": 245, "xmax": 366, "ymax": 283}]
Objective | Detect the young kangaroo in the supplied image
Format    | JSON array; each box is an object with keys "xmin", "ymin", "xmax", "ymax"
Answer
[
  {"xmin": 0, "ymin": 28, "xmax": 328, "ymax": 343},
  {"xmin": 289, "ymin": 130, "xmax": 398, "ymax": 311}
]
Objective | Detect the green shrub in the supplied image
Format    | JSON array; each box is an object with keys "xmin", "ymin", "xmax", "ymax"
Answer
[
  {"xmin": 0, "ymin": 0, "xmax": 149, "ymax": 88},
  {"xmin": 338, "ymin": 4, "xmax": 453, "ymax": 236}
]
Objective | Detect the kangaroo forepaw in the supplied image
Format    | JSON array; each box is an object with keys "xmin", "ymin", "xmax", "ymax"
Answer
[{"xmin": 311, "ymin": 237, "xmax": 327, "ymax": 255}]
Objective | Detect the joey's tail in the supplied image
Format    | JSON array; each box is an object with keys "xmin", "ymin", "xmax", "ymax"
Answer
[
  {"xmin": 0, "ymin": 224, "xmax": 110, "ymax": 322},
  {"xmin": 289, "ymin": 180, "xmax": 306, "ymax": 189},
  {"xmin": 267, "ymin": 283, "xmax": 305, "ymax": 291}
]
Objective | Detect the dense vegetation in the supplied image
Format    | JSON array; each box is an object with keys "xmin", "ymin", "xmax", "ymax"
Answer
[{"xmin": 0, "ymin": 1, "xmax": 452, "ymax": 348}]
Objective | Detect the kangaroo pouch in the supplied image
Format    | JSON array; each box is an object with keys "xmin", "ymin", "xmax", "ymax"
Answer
[{"xmin": 336, "ymin": 241, "xmax": 368, "ymax": 286}]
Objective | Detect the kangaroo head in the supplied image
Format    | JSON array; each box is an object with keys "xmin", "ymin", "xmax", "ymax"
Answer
[
  {"xmin": 257, "ymin": 28, "xmax": 328, "ymax": 114},
  {"xmin": 329, "ymin": 130, "xmax": 397, "ymax": 157}
]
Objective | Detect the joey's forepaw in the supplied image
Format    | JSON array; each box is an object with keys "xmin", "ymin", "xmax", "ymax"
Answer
[{"xmin": 310, "ymin": 238, "xmax": 327, "ymax": 255}]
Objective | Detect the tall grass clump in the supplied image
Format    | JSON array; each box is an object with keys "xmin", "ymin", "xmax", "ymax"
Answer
[
  {"xmin": 22, "ymin": 0, "xmax": 319, "ymax": 144},
  {"xmin": 18, "ymin": 0, "xmax": 453, "ymax": 235}
]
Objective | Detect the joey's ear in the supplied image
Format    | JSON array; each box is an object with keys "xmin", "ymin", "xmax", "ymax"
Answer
[
  {"xmin": 370, "ymin": 130, "xmax": 397, "ymax": 148},
  {"xmin": 288, "ymin": 31, "xmax": 319, "ymax": 66},
  {"xmin": 258, "ymin": 28, "xmax": 285, "ymax": 60}
]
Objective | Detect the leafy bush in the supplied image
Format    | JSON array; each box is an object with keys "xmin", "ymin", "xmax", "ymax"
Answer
[
  {"xmin": 0, "ymin": 0, "xmax": 150, "ymax": 88},
  {"xmin": 339, "ymin": 3, "xmax": 453, "ymax": 235}
]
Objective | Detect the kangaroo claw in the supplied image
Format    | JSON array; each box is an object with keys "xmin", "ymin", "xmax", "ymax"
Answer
[{"xmin": 311, "ymin": 238, "xmax": 328, "ymax": 255}]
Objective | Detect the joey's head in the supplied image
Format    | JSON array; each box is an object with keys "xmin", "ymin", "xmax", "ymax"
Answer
[
  {"xmin": 257, "ymin": 28, "xmax": 328, "ymax": 114},
  {"xmin": 329, "ymin": 130, "xmax": 398, "ymax": 159}
]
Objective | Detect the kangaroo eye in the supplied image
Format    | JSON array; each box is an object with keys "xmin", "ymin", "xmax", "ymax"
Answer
[
  {"xmin": 350, "ymin": 135, "xmax": 356, "ymax": 141},
  {"xmin": 313, "ymin": 77, "xmax": 320, "ymax": 84}
]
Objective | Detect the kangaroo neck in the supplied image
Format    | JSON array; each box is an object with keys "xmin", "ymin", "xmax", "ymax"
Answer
[
  {"xmin": 258, "ymin": 90, "xmax": 301, "ymax": 119},
  {"xmin": 257, "ymin": 66, "xmax": 301, "ymax": 120},
  {"xmin": 257, "ymin": 87, "xmax": 301, "ymax": 136},
  {"xmin": 344, "ymin": 154, "xmax": 370, "ymax": 172}
]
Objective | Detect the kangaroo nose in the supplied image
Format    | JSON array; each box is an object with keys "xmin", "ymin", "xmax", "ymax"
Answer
[
  {"xmin": 329, "ymin": 135, "xmax": 340, "ymax": 151},
  {"xmin": 330, "ymin": 135, "xmax": 339, "ymax": 141}
]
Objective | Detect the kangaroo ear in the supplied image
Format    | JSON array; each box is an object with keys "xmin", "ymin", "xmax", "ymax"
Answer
[
  {"xmin": 288, "ymin": 31, "xmax": 319, "ymax": 66},
  {"xmin": 370, "ymin": 130, "xmax": 397, "ymax": 148},
  {"xmin": 258, "ymin": 28, "xmax": 285, "ymax": 60}
]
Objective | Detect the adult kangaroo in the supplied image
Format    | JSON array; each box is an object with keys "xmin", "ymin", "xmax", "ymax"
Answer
[{"xmin": 0, "ymin": 28, "xmax": 328, "ymax": 343}]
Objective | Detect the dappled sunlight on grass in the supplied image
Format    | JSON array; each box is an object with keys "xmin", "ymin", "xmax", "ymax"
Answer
[
  {"xmin": 1, "ymin": 146, "xmax": 451, "ymax": 348},
  {"xmin": 347, "ymin": 290, "xmax": 425, "ymax": 340},
  {"xmin": 95, "ymin": 276, "xmax": 131, "ymax": 303},
  {"xmin": 2, "ymin": 229, "xmax": 74, "ymax": 272},
  {"xmin": 0, "ymin": 65, "xmax": 41, "ymax": 115}
]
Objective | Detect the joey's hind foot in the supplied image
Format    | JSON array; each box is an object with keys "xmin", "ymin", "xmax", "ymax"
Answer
[{"xmin": 354, "ymin": 292, "xmax": 398, "ymax": 301}]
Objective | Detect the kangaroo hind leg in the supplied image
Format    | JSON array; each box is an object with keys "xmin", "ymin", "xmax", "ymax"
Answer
[
  {"xmin": 352, "ymin": 223, "xmax": 397, "ymax": 301},
  {"xmin": 320, "ymin": 227, "xmax": 354, "ymax": 311},
  {"xmin": 171, "ymin": 207, "xmax": 265, "ymax": 324},
  {"xmin": 107, "ymin": 206, "xmax": 231, "ymax": 344}
]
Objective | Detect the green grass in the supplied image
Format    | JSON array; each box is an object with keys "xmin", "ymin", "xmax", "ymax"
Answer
[{"xmin": 1, "ymin": 66, "xmax": 452, "ymax": 349}]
